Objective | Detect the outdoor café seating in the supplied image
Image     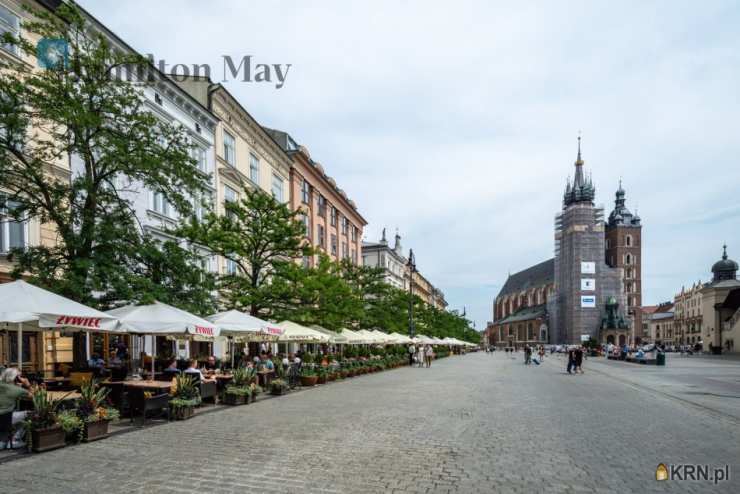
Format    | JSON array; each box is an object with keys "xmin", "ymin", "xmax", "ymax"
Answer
[
  {"xmin": 128, "ymin": 388, "xmax": 170, "ymax": 425},
  {"xmin": 186, "ymin": 373, "xmax": 218, "ymax": 404}
]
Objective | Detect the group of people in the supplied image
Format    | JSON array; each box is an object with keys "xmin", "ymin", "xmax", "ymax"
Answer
[
  {"xmin": 407, "ymin": 344, "xmax": 434, "ymax": 368},
  {"xmin": 523, "ymin": 345, "xmax": 546, "ymax": 365},
  {"xmin": 566, "ymin": 347, "xmax": 585, "ymax": 374}
]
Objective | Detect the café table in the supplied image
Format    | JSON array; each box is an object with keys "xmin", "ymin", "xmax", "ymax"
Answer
[
  {"xmin": 43, "ymin": 376, "xmax": 71, "ymax": 389},
  {"xmin": 257, "ymin": 369, "xmax": 273, "ymax": 389}
]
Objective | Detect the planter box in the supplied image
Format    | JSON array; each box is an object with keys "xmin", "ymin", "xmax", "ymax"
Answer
[
  {"xmin": 271, "ymin": 387, "xmax": 286, "ymax": 396},
  {"xmin": 301, "ymin": 375, "xmax": 318, "ymax": 387},
  {"xmin": 317, "ymin": 375, "xmax": 327, "ymax": 384},
  {"xmin": 171, "ymin": 405, "xmax": 195, "ymax": 420},
  {"xmin": 84, "ymin": 420, "xmax": 110, "ymax": 442},
  {"xmin": 31, "ymin": 426, "xmax": 66, "ymax": 453},
  {"xmin": 223, "ymin": 393, "xmax": 247, "ymax": 406}
]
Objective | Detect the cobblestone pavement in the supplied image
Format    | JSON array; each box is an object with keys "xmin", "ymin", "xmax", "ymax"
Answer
[{"xmin": 2, "ymin": 352, "xmax": 739, "ymax": 493}]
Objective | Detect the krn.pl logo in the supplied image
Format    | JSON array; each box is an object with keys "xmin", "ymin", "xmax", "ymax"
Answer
[{"xmin": 656, "ymin": 463, "xmax": 668, "ymax": 481}]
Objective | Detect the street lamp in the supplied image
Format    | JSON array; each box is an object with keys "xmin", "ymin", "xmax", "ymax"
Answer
[{"xmin": 407, "ymin": 248, "xmax": 416, "ymax": 338}]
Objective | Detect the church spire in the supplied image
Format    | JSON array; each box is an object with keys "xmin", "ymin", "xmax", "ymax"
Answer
[{"xmin": 563, "ymin": 133, "xmax": 594, "ymax": 207}]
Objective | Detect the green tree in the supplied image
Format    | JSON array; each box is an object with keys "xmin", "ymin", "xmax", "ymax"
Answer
[
  {"xmin": 271, "ymin": 254, "xmax": 358, "ymax": 330},
  {"xmin": 0, "ymin": 4, "xmax": 214, "ymax": 309},
  {"xmin": 180, "ymin": 186, "xmax": 312, "ymax": 316}
]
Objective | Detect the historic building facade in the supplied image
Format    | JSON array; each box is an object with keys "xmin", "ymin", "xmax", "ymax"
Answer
[
  {"xmin": 646, "ymin": 302, "xmax": 674, "ymax": 345},
  {"xmin": 673, "ymin": 282, "xmax": 704, "ymax": 346},
  {"xmin": 605, "ymin": 182, "xmax": 643, "ymax": 340},
  {"xmin": 362, "ymin": 230, "xmax": 408, "ymax": 290},
  {"xmin": 174, "ymin": 78, "xmax": 291, "ymax": 275},
  {"xmin": 488, "ymin": 139, "xmax": 636, "ymax": 346},
  {"xmin": 264, "ymin": 128, "xmax": 366, "ymax": 267},
  {"xmin": 486, "ymin": 259, "xmax": 554, "ymax": 348},
  {"xmin": 362, "ymin": 230, "xmax": 447, "ymax": 307},
  {"xmin": 699, "ymin": 246, "xmax": 740, "ymax": 353}
]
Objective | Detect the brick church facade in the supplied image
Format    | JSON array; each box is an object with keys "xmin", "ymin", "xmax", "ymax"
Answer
[{"xmin": 486, "ymin": 139, "xmax": 642, "ymax": 347}]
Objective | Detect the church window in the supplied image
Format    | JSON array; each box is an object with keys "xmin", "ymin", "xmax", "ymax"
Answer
[
  {"xmin": 626, "ymin": 235, "xmax": 632, "ymax": 247},
  {"xmin": 606, "ymin": 239, "xmax": 610, "ymax": 249}
]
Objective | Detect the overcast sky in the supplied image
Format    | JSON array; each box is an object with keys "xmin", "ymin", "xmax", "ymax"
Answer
[{"xmin": 82, "ymin": 0, "xmax": 740, "ymax": 331}]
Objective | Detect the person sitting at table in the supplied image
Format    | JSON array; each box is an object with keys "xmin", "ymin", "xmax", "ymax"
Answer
[
  {"xmin": 0, "ymin": 367, "xmax": 32, "ymax": 449},
  {"xmin": 258, "ymin": 353, "xmax": 274, "ymax": 372},
  {"xmin": 184, "ymin": 359, "xmax": 204, "ymax": 380},
  {"xmin": 108, "ymin": 350, "xmax": 123, "ymax": 368},
  {"xmin": 87, "ymin": 353, "xmax": 105, "ymax": 369},
  {"xmin": 204, "ymin": 356, "xmax": 218, "ymax": 372},
  {"xmin": 163, "ymin": 358, "xmax": 180, "ymax": 378}
]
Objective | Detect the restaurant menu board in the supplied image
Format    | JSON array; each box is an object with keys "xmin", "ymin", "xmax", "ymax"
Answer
[{"xmin": 581, "ymin": 261, "xmax": 596, "ymax": 274}]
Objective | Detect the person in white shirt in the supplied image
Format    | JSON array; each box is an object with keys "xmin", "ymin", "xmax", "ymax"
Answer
[
  {"xmin": 407, "ymin": 344, "xmax": 416, "ymax": 366},
  {"xmin": 184, "ymin": 359, "xmax": 205, "ymax": 381}
]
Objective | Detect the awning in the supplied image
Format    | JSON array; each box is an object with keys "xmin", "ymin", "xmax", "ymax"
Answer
[
  {"xmin": 340, "ymin": 328, "xmax": 369, "ymax": 344},
  {"xmin": 0, "ymin": 280, "xmax": 118, "ymax": 330},
  {"xmin": 207, "ymin": 310, "xmax": 283, "ymax": 341},
  {"xmin": 310, "ymin": 325, "xmax": 348, "ymax": 344},
  {"xmin": 106, "ymin": 301, "xmax": 218, "ymax": 338},
  {"xmin": 276, "ymin": 321, "xmax": 331, "ymax": 343}
]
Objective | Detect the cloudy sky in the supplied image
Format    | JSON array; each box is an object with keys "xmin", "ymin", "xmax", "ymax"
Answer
[{"xmin": 82, "ymin": 0, "xmax": 740, "ymax": 331}]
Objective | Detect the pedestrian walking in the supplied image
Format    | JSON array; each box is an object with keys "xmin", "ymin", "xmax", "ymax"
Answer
[
  {"xmin": 538, "ymin": 346, "xmax": 545, "ymax": 362},
  {"xmin": 425, "ymin": 345, "xmax": 433, "ymax": 368},
  {"xmin": 574, "ymin": 346, "xmax": 584, "ymax": 374},
  {"xmin": 417, "ymin": 345, "xmax": 425, "ymax": 368},
  {"xmin": 566, "ymin": 347, "xmax": 575, "ymax": 374},
  {"xmin": 407, "ymin": 344, "xmax": 416, "ymax": 366}
]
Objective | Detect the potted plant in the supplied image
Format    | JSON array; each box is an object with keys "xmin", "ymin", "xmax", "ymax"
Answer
[
  {"xmin": 316, "ymin": 366, "xmax": 328, "ymax": 384},
  {"xmin": 222, "ymin": 367, "xmax": 252, "ymax": 405},
  {"xmin": 270, "ymin": 378, "xmax": 289, "ymax": 396},
  {"xmin": 76, "ymin": 380, "xmax": 119, "ymax": 442},
  {"xmin": 250, "ymin": 383, "xmax": 262, "ymax": 403},
  {"xmin": 57, "ymin": 410, "xmax": 83, "ymax": 445},
  {"xmin": 300, "ymin": 366, "xmax": 318, "ymax": 387},
  {"xmin": 24, "ymin": 388, "xmax": 66, "ymax": 452},
  {"xmin": 170, "ymin": 374, "xmax": 201, "ymax": 420}
]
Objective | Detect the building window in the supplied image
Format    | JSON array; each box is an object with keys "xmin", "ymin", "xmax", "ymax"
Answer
[
  {"xmin": 330, "ymin": 206, "xmax": 337, "ymax": 226},
  {"xmin": 330, "ymin": 234, "xmax": 337, "ymax": 256},
  {"xmin": 225, "ymin": 259, "xmax": 238, "ymax": 275},
  {"xmin": 605, "ymin": 238, "xmax": 610, "ymax": 249},
  {"xmin": 317, "ymin": 195, "xmax": 327, "ymax": 217},
  {"xmin": 302, "ymin": 214, "xmax": 311, "ymax": 239},
  {"xmin": 249, "ymin": 153, "xmax": 260, "ymax": 184},
  {"xmin": 342, "ymin": 242, "xmax": 348, "ymax": 259},
  {"xmin": 152, "ymin": 191, "xmax": 170, "ymax": 217},
  {"xmin": 302, "ymin": 256, "xmax": 311, "ymax": 268},
  {"xmin": 626, "ymin": 235, "xmax": 632, "ymax": 247},
  {"xmin": 0, "ymin": 6, "xmax": 19, "ymax": 56},
  {"xmin": 352, "ymin": 249, "xmax": 357, "ymax": 264},
  {"xmin": 301, "ymin": 179, "xmax": 310, "ymax": 204},
  {"xmin": 223, "ymin": 131, "xmax": 236, "ymax": 166},
  {"xmin": 0, "ymin": 196, "xmax": 26, "ymax": 253},
  {"xmin": 317, "ymin": 224, "xmax": 325, "ymax": 249},
  {"xmin": 351, "ymin": 225, "xmax": 358, "ymax": 242},
  {"xmin": 224, "ymin": 184, "xmax": 238, "ymax": 218},
  {"xmin": 625, "ymin": 254, "xmax": 632, "ymax": 265},
  {"xmin": 193, "ymin": 146, "xmax": 207, "ymax": 173},
  {"xmin": 271, "ymin": 173, "xmax": 284, "ymax": 202},
  {"xmin": 341, "ymin": 216, "xmax": 348, "ymax": 235}
]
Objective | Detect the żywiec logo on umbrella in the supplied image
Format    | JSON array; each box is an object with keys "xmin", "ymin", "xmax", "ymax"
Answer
[{"xmin": 37, "ymin": 38, "xmax": 68, "ymax": 69}]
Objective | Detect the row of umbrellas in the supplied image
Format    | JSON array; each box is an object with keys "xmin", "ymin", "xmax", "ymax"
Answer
[{"xmin": 0, "ymin": 280, "xmax": 475, "ymax": 366}]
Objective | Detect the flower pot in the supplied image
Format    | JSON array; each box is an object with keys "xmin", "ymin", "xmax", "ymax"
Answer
[
  {"xmin": 223, "ymin": 393, "xmax": 247, "ymax": 406},
  {"xmin": 271, "ymin": 387, "xmax": 286, "ymax": 396},
  {"xmin": 340, "ymin": 370, "xmax": 349, "ymax": 379},
  {"xmin": 171, "ymin": 405, "xmax": 195, "ymax": 420},
  {"xmin": 31, "ymin": 426, "xmax": 66, "ymax": 453},
  {"xmin": 317, "ymin": 375, "xmax": 327, "ymax": 384},
  {"xmin": 328, "ymin": 373, "xmax": 336, "ymax": 382},
  {"xmin": 84, "ymin": 420, "xmax": 110, "ymax": 442},
  {"xmin": 301, "ymin": 375, "xmax": 318, "ymax": 387}
]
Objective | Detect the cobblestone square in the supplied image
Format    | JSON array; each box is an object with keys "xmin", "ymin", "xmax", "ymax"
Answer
[{"xmin": 2, "ymin": 353, "xmax": 739, "ymax": 493}]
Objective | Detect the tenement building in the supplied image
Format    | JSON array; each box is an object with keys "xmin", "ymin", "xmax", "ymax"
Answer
[
  {"xmin": 673, "ymin": 282, "xmax": 704, "ymax": 346},
  {"xmin": 264, "ymin": 128, "xmax": 366, "ymax": 266},
  {"xmin": 487, "ymin": 138, "xmax": 636, "ymax": 347},
  {"xmin": 699, "ymin": 245, "xmax": 740, "ymax": 353}
]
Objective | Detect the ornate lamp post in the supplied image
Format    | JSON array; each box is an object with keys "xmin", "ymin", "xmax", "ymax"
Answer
[{"xmin": 407, "ymin": 249, "xmax": 416, "ymax": 338}]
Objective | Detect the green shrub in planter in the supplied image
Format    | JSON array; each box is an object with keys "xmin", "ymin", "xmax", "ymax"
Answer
[{"xmin": 270, "ymin": 379, "xmax": 289, "ymax": 395}]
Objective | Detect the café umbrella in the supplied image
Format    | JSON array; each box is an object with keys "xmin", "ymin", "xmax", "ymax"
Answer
[
  {"xmin": 0, "ymin": 280, "xmax": 118, "ymax": 368},
  {"xmin": 206, "ymin": 310, "xmax": 284, "ymax": 366},
  {"xmin": 106, "ymin": 301, "xmax": 219, "ymax": 376}
]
